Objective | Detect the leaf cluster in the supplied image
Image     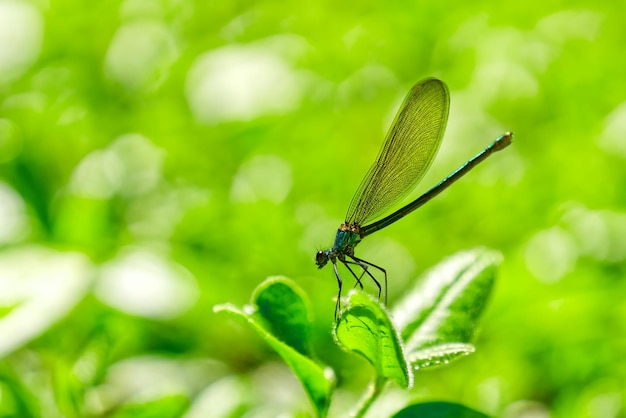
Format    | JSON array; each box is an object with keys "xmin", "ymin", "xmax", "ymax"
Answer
[{"xmin": 216, "ymin": 248, "xmax": 500, "ymax": 417}]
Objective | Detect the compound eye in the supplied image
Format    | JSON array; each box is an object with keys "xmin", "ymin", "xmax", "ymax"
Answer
[{"xmin": 315, "ymin": 250, "xmax": 328, "ymax": 267}]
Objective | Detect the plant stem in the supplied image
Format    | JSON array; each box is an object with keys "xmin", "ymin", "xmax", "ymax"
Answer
[{"xmin": 352, "ymin": 377, "xmax": 387, "ymax": 418}]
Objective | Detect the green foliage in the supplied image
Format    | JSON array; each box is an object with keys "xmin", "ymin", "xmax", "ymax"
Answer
[
  {"xmin": 394, "ymin": 248, "xmax": 499, "ymax": 367},
  {"xmin": 335, "ymin": 292, "xmax": 411, "ymax": 389},
  {"xmin": 391, "ymin": 402, "xmax": 491, "ymax": 418},
  {"xmin": 107, "ymin": 395, "xmax": 189, "ymax": 418},
  {"xmin": 217, "ymin": 249, "xmax": 498, "ymax": 416},
  {"xmin": 215, "ymin": 277, "xmax": 333, "ymax": 417},
  {"xmin": 1, "ymin": 0, "xmax": 625, "ymax": 416}
]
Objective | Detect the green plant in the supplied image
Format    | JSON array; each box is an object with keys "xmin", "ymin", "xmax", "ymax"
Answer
[{"xmin": 215, "ymin": 247, "xmax": 500, "ymax": 417}]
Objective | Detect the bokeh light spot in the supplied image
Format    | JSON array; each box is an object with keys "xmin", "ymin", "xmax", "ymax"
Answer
[
  {"xmin": 186, "ymin": 36, "xmax": 307, "ymax": 123},
  {"xmin": 598, "ymin": 102, "xmax": 626, "ymax": 159},
  {"xmin": 525, "ymin": 227, "xmax": 577, "ymax": 283},
  {"xmin": 0, "ymin": 246, "xmax": 92, "ymax": 356},
  {"xmin": 0, "ymin": 181, "xmax": 29, "ymax": 243},
  {"xmin": 0, "ymin": 0, "xmax": 43, "ymax": 84},
  {"xmin": 96, "ymin": 248, "xmax": 198, "ymax": 319},
  {"xmin": 105, "ymin": 20, "xmax": 179, "ymax": 91},
  {"xmin": 231, "ymin": 154, "xmax": 292, "ymax": 203}
]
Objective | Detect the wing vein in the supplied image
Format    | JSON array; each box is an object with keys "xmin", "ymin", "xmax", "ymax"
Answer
[{"xmin": 345, "ymin": 78, "xmax": 450, "ymax": 226}]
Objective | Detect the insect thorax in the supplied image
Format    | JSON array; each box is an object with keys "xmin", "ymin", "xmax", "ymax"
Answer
[{"xmin": 332, "ymin": 223, "xmax": 361, "ymax": 254}]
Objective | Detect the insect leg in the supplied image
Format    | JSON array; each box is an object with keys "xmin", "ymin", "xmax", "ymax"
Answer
[
  {"xmin": 342, "ymin": 261, "xmax": 365, "ymax": 290},
  {"xmin": 348, "ymin": 255, "xmax": 388, "ymax": 305},
  {"xmin": 331, "ymin": 259, "xmax": 342, "ymax": 321}
]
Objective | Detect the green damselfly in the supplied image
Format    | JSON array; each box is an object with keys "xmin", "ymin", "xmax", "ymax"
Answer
[{"xmin": 315, "ymin": 78, "xmax": 512, "ymax": 319}]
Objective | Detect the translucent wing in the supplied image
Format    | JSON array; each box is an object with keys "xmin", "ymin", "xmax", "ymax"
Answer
[{"xmin": 345, "ymin": 78, "xmax": 450, "ymax": 226}]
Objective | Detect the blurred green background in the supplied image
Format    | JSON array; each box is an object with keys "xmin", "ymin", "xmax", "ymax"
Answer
[{"xmin": 1, "ymin": 0, "xmax": 625, "ymax": 417}]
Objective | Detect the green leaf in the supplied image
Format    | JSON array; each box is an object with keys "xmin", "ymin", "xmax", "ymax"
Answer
[
  {"xmin": 392, "ymin": 248, "xmax": 500, "ymax": 366},
  {"xmin": 214, "ymin": 277, "xmax": 333, "ymax": 417},
  {"xmin": 251, "ymin": 276, "xmax": 314, "ymax": 356},
  {"xmin": 334, "ymin": 291, "xmax": 412, "ymax": 388},
  {"xmin": 109, "ymin": 395, "xmax": 189, "ymax": 418},
  {"xmin": 391, "ymin": 401, "xmax": 491, "ymax": 418},
  {"xmin": 410, "ymin": 342, "xmax": 475, "ymax": 370}
]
